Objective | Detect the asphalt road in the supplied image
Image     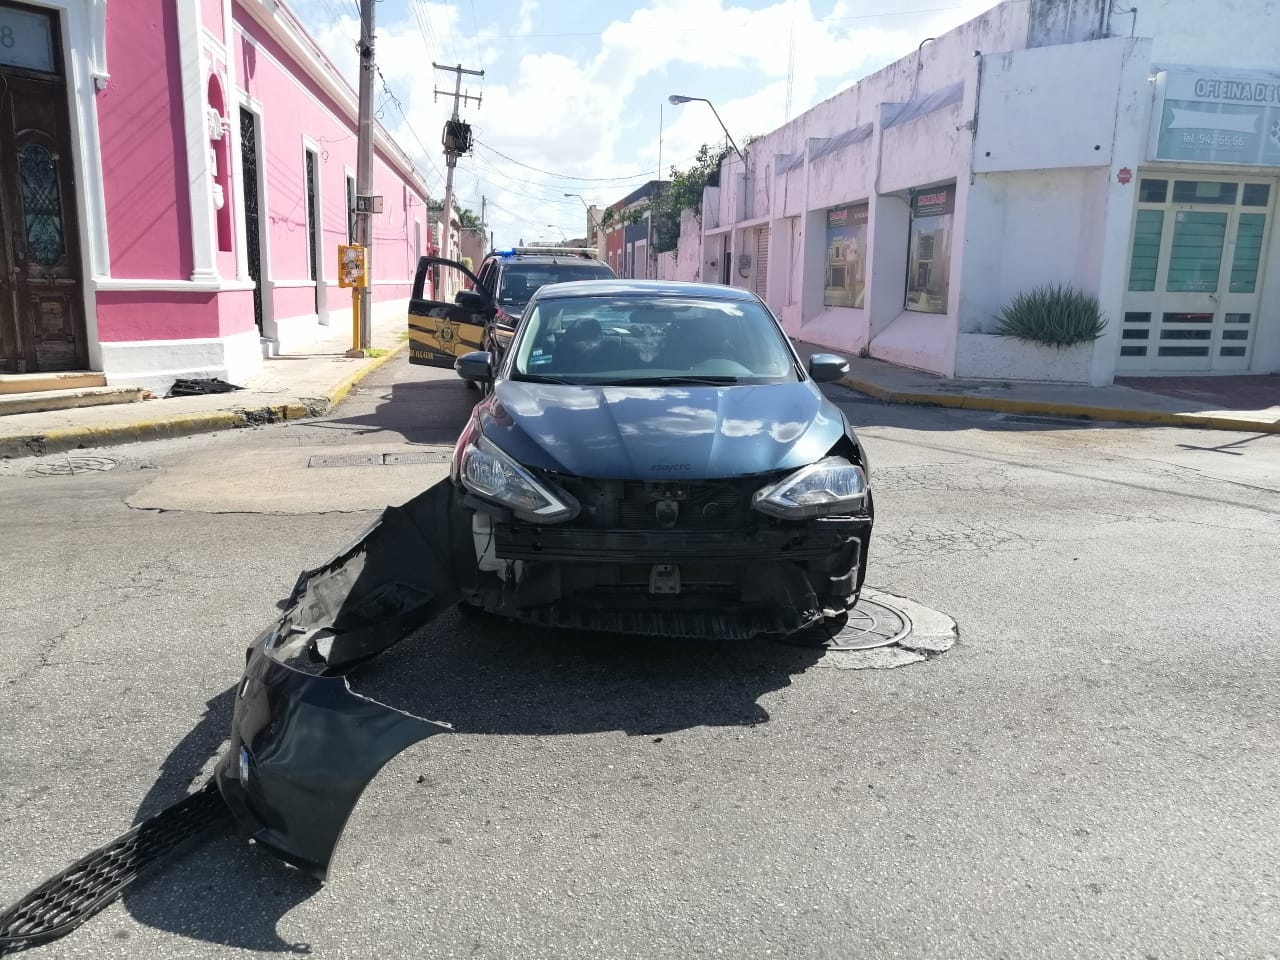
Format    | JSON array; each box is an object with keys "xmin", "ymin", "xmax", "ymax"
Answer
[{"xmin": 2, "ymin": 359, "xmax": 1278, "ymax": 960}]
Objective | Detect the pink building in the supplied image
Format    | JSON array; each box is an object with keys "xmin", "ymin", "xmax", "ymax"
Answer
[{"xmin": 0, "ymin": 0, "xmax": 432, "ymax": 394}]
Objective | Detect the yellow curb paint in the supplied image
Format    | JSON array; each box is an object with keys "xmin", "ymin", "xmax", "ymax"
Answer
[
  {"xmin": 841, "ymin": 376, "xmax": 1280, "ymax": 434},
  {"xmin": 325, "ymin": 340, "xmax": 408, "ymax": 410},
  {"xmin": 0, "ymin": 340, "xmax": 413, "ymax": 459}
]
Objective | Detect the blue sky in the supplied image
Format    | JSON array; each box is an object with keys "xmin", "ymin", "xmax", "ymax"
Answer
[{"xmin": 288, "ymin": 0, "xmax": 996, "ymax": 247}]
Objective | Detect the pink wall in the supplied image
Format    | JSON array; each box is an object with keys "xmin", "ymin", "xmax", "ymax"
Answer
[
  {"xmin": 98, "ymin": 0, "xmax": 192, "ymax": 280},
  {"xmin": 233, "ymin": 9, "xmax": 425, "ymax": 323},
  {"xmin": 202, "ymin": 0, "xmax": 224, "ymax": 41},
  {"xmin": 96, "ymin": 291, "xmax": 221, "ymax": 342}
]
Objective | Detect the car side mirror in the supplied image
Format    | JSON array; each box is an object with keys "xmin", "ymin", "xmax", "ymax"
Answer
[
  {"xmin": 455, "ymin": 290, "xmax": 492, "ymax": 313},
  {"xmin": 455, "ymin": 351, "xmax": 494, "ymax": 383},
  {"xmin": 808, "ymin": 353, "xmax": 849, "ymax": 384}
]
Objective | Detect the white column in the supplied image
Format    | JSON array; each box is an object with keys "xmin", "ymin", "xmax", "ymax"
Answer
[
  {"xmin": 176, "ymin": 0, "xmax": 218, "ymax": 281},
  {"xmin": 222, "ymin": 0, "xmax": 250, "ymax": 281}
]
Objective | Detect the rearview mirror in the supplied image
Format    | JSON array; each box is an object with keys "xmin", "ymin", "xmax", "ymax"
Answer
[
  {"xmin": 808, "ymin": 353, "xmax": 849, "ymax": 384},
  {"xmin": 455, "ymin": 351, "xmax": 494, "ymax": 383},
  {"xmin": 455, "ymin": 290, "xmax": 492, "ymax": 313}
]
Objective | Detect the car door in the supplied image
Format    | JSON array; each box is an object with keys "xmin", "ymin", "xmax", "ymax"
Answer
[{"xmin": 407, "ymin": 256, "xmax": 494, "ymax": 368}]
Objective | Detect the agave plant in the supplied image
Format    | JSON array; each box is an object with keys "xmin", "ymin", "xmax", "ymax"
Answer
[{"xmin": 994, "ymin": 285, "xmax": 1107, "ymax": 349}]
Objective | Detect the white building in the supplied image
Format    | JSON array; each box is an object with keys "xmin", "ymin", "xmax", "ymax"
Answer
[{"xmin": 688, "ymin": 0, "xmax": 1280, "ymax": 384}]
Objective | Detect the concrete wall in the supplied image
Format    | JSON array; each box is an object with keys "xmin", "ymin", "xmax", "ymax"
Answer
[
  {"xmin": 667, "ymin": 0, "xmax": 1280, "ymax": 383},
  {"xmin": 1108, "ymin": 0, "xmax": 1280, "ymax": 67}
]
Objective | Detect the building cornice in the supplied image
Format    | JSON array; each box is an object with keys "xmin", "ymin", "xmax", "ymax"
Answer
[{"xmin": 235, "ymin": 0, "xmax": 431, "ymax": 199}]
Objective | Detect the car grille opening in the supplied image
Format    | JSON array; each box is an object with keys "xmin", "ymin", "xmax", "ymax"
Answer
[{"xmin": 552, "ymin": 477, "xmax": 767, "ymax": 532}]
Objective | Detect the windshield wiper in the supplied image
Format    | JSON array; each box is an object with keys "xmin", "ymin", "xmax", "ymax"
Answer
[
  {"xmin": 605, "ymin": 375, "xmax": 741, "ymax": 386},
  {"xmin": 513, "ymin": 373, "xmax": 576, "ymax": 384}
]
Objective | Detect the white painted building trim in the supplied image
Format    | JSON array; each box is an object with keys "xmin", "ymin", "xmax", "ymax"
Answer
[
  {"xmin": 93, "ymin": 278, "xmax": 257, "ymax": 293},
  {"xmin": 223, "ymin": 0, "xmax": 249, "ymax": 282},
  {"xmin": 176, "ymin": 0, "xmax": 218, "ymax": 282},
  {"xmin": 100, "ymin": 327, "xmax": 264, "ymax": 394},
  {"xmin": 202, "ymin": 26, "xmax": 227, "ymax": 58},
  {"xmin": 231, "ymin": 16, "xmax": 430, "ymax": 199},
  {"xmin": 236, "ymin": 98, "xmax": 273, "ymax": 335},
  {"xmin": 301, "ymin": 133, "xmax": 328, "ymax": 325},
  {"xmin": 35, "ymin": 2, "xmax": 112, "ymax": 371}
]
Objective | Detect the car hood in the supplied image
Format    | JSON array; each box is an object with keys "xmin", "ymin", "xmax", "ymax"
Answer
[{"xmin": 479, "ymin": 380, "xmax": 846, "ymax": 480}]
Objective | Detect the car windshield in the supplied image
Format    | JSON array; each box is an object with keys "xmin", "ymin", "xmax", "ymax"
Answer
[
  {"xmin": 509, "ymin": 295, "xmax": 801, "ymax": 385},
  {"xmin": 497, "ymin": 263, "xmax": 613, "ymax": 305}
]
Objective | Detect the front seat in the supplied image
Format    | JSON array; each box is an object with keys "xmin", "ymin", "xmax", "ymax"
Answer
[{"xmin": 556, "ymin": 318, "xmax": 606, "ymax": 374}]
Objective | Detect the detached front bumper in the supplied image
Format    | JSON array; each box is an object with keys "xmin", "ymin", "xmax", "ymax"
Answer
[{"xmin": 214, "ymin": 480, "xmax": 472, "ymax": 879}]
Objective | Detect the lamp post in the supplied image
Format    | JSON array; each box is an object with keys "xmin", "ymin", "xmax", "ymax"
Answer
[
  {"xmin": 667, "ymin": 95, "xmax": 745, "ymax": 163},
  {"xmin": 546, "ymin": 223, "xmax": 568, "ymax": 244},
  {"xmin": 564, "ymin": 193, "xmax": 602, "ymax": 233}
]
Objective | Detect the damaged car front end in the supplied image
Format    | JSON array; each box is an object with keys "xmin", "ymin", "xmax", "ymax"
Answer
[{"xmin": 449, "ymin": 280, "xmax": 874, "ymax": 640}]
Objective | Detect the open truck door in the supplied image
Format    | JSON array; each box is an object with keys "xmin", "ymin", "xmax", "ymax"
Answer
[{"xmin": 407, "ymin": 255, "xmax": 495, "ymax": 369}]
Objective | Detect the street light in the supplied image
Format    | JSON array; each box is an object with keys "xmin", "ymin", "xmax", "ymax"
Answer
[
  {"xmin": 667, "ymin": 94, "xmax": 745, "ymax": 162},
  {"xmin": 547, "ymin": 223, "xmax": 568, "ymax": 242},
  {"xmin": 564, "ymin": 192, "xmax": 602, "ymax": 232}
]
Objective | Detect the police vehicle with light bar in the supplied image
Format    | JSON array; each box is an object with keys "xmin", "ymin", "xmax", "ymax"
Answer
[{"xmin": 407, "ymin": 246, "xmax": 615, "ymax": 390}]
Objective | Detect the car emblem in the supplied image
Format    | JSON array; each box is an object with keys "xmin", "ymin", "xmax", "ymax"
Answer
[{"xmin": 439, "ymin": 320, "xmax": 457, "ymax": 343}]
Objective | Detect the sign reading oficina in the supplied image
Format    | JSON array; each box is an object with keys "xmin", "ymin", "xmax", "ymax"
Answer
[{"xmin": 1152, "ymin": 70, "xmax": 1280, "ymax": 166}]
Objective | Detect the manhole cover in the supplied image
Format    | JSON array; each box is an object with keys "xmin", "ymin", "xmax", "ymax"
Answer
[
  {"xmin": 26, "ymin": 455, "xmax": 122, "ymax": 477},
  {"xmin": 778, "ymin": 596, "xmax": 911, "ymax": 651},
  {"xmin": 307, "ymin": 454, "xmax": 381, "ymax": 468},
  {"xmin": 307, "ymin": 451, "xmax": 453, "ymax": 468},
  {"xmin": 383, "ymin": 451, "xmax": 450, "ymax": 465}
]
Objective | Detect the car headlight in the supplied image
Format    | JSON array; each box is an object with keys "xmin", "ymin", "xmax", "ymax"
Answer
[
  {"xmin": 752, "ymin": 456, "xmax": 868, "ymax": 520},
  {"xmin": 459, "ymin": 436, "xmax": 579, "ymax": 523}
]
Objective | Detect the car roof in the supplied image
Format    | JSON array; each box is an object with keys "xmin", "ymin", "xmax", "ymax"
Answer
[
  {"xmin": 532, "ymin": 279, "xmax": 760, "ymax": 301},
  {"xmin": 487, "ymin": 254, "xmax": 610, "ymax": 267}
]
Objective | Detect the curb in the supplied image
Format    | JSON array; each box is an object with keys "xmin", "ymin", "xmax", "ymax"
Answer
[
  {"xmin": 842, "ymin": 375, "xmax": 1280, "ymax": 435},
  {"xmin": 0, "ymin": 342, "xmax": 409, "ymax": 460}
]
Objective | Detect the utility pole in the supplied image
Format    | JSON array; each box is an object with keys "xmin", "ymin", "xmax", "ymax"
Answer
[
  {"xmin": 347, "ymin": 0, "xmax": 376, "ymax": 356},
  {"xmin": 433, "ymin": 62, "xmax": 484, "ymax": 276},
  {"xmin": 480, "ymin": 195, "xmax": 487, "ymax": 249}
]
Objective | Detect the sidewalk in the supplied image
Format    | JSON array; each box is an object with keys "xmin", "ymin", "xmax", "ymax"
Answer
[
  {"xmin": 793, "ymin": 340, "xmax": 1280, "ymax": 434},
  {"xmin": 0, "ymin": 313, "xmax": 410, "ymax": 459}
]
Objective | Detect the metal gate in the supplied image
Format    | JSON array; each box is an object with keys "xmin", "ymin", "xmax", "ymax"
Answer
[
  {"xmin": 754, "ymin": 226, "xmax": 769, "ymax": 299},
  {"xmin": 239, "ymin": 108, "xmax": 263, "ymax": 333}
]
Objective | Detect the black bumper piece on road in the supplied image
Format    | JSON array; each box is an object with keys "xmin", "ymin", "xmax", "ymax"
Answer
[{"xmin": 214, "ymin": 479, "xmax": 470, "ymax": 879}]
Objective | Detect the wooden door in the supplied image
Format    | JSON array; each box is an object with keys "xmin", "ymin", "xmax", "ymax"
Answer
[{"xmin": 0, "ymin": 61, "xmax": 87, "ymax": 372}]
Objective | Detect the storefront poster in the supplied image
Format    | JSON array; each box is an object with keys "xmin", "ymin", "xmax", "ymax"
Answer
[
  {"xmin": 824, "ymin": 204, "xmax": 868, "ymax": 308},
  {"xmin": 905, "ymin": 184, "xmax": 954, "ymax": 314},
  {"xmin": 1153, "ymin": 71, "xmax": 1280, "ymax": 166}
]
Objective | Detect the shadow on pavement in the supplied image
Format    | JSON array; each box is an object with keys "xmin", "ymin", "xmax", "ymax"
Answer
[
  {"xmin": 115, "ymin": 607, "xmax": 821, "ymax": 953},
  {"xmin": 311, "ymin": 377, "xmax": 479, "ymax": 446}
]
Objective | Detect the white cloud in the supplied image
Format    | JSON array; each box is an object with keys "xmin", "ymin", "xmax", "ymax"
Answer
[{"xmin": 294, "ymin": 0, "xmax": 1001, "ymax": 248}]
